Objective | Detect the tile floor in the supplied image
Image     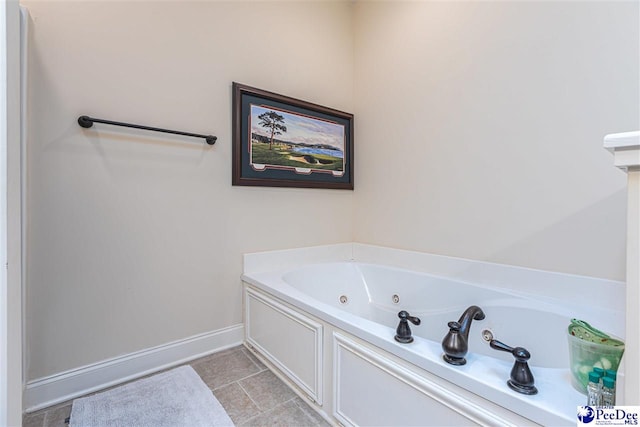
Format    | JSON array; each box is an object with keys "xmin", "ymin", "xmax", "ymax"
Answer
[{"xmin": 23, "ymin": 345, "xmax": 330, "ymax": 427}]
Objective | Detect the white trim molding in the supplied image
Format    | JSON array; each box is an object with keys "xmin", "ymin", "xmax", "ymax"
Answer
[
  {"xmin": 332, "ymin": 333, "xmax": 518, "ymax": 427},
  {"xmin": 604, "ymin": 131, "xmax": 640, "ymax": 171},
  {"xmin": 604, "ymin": 131, "xmax": 640, "ymax": 404},
  {"xmin": 1, "ymin": 1, "xmax": 24, "ymax": 425},
  {"xmin": 24, "ymin": 324, "xmax": 243, "ymax": 412}
]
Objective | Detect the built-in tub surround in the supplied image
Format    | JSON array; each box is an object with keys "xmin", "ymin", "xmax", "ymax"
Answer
[{"xmin": 242, "ymin": 244, "xmax": 625, "ymax": 426}]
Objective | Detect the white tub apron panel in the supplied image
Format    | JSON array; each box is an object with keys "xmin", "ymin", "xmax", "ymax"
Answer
[{"xmin": 245, "ymin": 287, "xmax": 323, "ymax": 404}]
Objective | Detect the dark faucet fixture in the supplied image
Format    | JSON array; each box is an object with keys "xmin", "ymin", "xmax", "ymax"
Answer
[
  {"xmin": 489, "ymin": 339, "xmax": 538, "ymax": 395},
  {"xmin": 395, "ymin": 311, "xmax": 421, "ymax": 343},
  {"xmin": 441, "ymin": 305, "xmax": 485, "ymax": 365}
]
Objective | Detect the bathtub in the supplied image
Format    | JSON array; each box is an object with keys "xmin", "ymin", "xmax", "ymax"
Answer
[{"xmin": 242, "ymin": 244, "xmax": 625, "ymax": 426}]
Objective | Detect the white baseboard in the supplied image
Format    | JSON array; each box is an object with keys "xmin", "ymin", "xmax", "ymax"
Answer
[{"xmin": 24, "ymin": 324, "xmax": 244, "ymax": 412}]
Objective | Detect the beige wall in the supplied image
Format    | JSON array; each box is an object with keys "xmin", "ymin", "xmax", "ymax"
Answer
[
  {"xmin": 23, "ymin": 1, "xmax": 354, "ymax": 380},
  {"xmin": 23, "ymin": 0, "xmax": 639, "ymax": 383},
  {"xmin": 353, "ymin": 1, "xmax": 638, "ymax": 281}
]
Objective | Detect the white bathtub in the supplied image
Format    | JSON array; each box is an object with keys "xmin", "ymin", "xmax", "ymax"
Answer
[
  {"xmin": 242, "ymin": 244, "xmax": 625, "ymax": 426},
  {"xmin": 282, "ymin": 262, "xmax": 606, "ymax": 370}
]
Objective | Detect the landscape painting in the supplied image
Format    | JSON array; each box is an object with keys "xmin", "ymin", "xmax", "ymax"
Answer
[
  {"xmin": 249, "ymin": 105, "xmax": 345, "ymax": 175},
  {"xmin": 232, "ymin": 82, "xmax": 354, "ymax": 189}
]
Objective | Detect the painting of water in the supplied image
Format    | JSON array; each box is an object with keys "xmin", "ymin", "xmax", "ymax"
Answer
[
  {"xmin": 233, "ymin": 82, "xmax": 354, "ymax": 189},
  {"xmin": 294, "ymin": 147, "xmax": 344, "ymax": 159},
  {"xmin": 249, "ymin": 104, "xmax": 345, "ymax": 172}
]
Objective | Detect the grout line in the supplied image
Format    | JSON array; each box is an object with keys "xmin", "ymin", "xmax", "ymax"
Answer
[
  {"xmin": 243, "ymin": 397, "xmax": 322, "ymax": 427},
  {"xmin": 237, "ymin": 380, "xmax": 263, "ymax": 412},
  {"xmin": 292, "ymin": 397, "xmax": 326, "ymax": 426},
  {"xmin": 238, "ymin": 398, "xmax": 298, "ymax": 427},
  {"xmin": 245, "ymin": 354, "xmax": 267, "ymax": 372},
  {"xmin": 241, "ymin": 346, "xmax": 268, "ymax": 372},
  {"xmin": 238, "ymin": 412, "xmax": 259, "ymax": 427},
  {"xmin": 211, "ymin": 368, "xmax": 265, "ymax": 392}
]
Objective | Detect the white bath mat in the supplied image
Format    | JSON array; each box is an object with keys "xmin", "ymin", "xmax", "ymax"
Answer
[{"xmin": 69, "ymin": 365, "xmax": 234, "ymax": 427}]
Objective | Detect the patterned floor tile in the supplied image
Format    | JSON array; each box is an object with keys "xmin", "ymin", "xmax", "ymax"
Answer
[
  {"xmin": 213, "ymin": 382, "xmax": 262, "ymax": 425},
  {"xmin": 238, "ymin": 370, "xmax": 297, "ymax": 412},
  {"xmin": 191, "ymin": 348, "xmax": 262, "ymax": 389},
  {"xmin": 240, "ymin": 399, "xmax": 317, "ymax": 427},
  {"xmin": 22, "ymin": 346, "xmax": 324, "ymax": 427}
]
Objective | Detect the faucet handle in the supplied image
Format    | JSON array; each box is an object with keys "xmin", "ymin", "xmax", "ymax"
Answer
[
  {"xmin": 395, "ymin": 311, "xmax": 421, "ymax": 344},
  {"xmin": 489, "ymin": 339, "xmax": 514, "ymax": 353},
  {"xmin": 490, "ymin": 339, "xmax": 532, "ymax": 363},
  {"xmin": 398, "ymin": 310, "xmax": 421, "ymax": 325},
  {"xmin": 489, "ymin": 339, "xmax": 538, "ymax": 395}
]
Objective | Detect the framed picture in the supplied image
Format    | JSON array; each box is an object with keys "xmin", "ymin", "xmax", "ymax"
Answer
[{"xmin": 232, "ymin": 82, "xmax": 354, "ymax": 189}]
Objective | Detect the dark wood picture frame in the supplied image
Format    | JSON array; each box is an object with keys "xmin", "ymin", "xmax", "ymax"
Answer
[{"xmin": 232, "ymin": 82, "xmax": 354, "ymax": 189}]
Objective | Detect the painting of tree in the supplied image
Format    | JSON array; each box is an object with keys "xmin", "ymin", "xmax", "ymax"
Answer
[{"xmin": 258, "ymin": 110, "xmax": 287, "ymax": 150}]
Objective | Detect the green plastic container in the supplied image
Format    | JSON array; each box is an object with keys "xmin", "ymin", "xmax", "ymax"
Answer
[{"xmin": 567, "ymin": 319, "xmax": 625, "ymax": 394}]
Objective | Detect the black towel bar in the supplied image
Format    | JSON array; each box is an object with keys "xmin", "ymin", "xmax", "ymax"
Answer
[{"xmin": 78, "ymin": 115, "xmax": 217, "ymax": 145}]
